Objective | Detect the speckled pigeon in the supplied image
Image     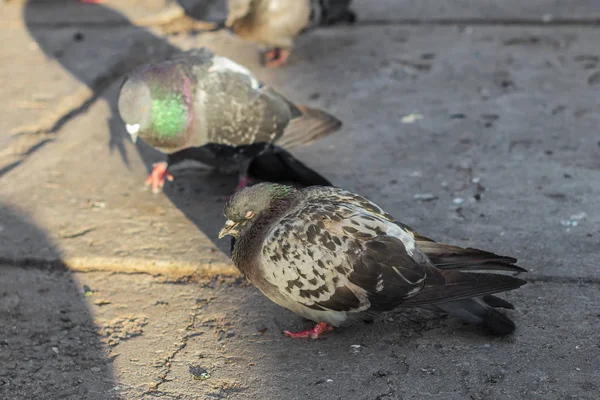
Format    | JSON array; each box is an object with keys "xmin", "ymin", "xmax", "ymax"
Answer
[
  {"xmin": 118, "ymin": 48, "xmax": 341, "ymax": 193},
  {"xmin": 219, "ymin": 183, "xmax": 527, "ymax": 339},
  {"xmin": 226, "ymin": 0, "xmax": 356, "ymax": 67}
]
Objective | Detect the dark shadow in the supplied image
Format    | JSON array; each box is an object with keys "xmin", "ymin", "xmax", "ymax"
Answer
[
  {"xmin": 176, "ymin": 0, "xmax": 225, "ymax": 20},
  {"xmin": 23, "ymin": 0, "xmax": 332, "ymax": 254},
  {"xmin": 0, "ymin": 138, "xmax": 55, "ymax": 179},
  {"xmin": 22, "ymin": 0, "xmax": 237, "ymax": 254},
  {"xmin": 0, "ymin": 161, "xmax": 23, "ymax": 179},
  {"xmin": 0, "ymin": 203, "xmax": 117, "ymax": 399}
]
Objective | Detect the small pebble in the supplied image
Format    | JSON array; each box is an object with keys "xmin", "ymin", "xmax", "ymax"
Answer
[
  {"xmin": 541, "ymin": 13, "xmax": 554, "ymax": 22},
  {"xmin": 83, "ymin": 285, "xmax": 94, "ymax": 297},
  {"xmin": 452, "ymin": 197, "xmax": 465, "ymax": 205},
  {"xmin": 560, "ymin": 212, "xmax": 587, "ymax": 227},
  {"xmin": 413, "ymin": 193, "xmax": 438, "ymax": 201},
  {"xmin": 189, "ymin": 365, "xmax": 211, "ymax": 381},
  {"xmin": 51, "ymin": 347, "xmax": 59, "ymax": 354},
  {"xmin": 401, "ymin": 113, "xmax": 424, "ymax": 124}
]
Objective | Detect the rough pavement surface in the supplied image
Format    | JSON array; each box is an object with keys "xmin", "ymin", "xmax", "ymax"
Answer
[{"xmin": 1, "ymin": 1, "xmax": 599, "ymax": 399}]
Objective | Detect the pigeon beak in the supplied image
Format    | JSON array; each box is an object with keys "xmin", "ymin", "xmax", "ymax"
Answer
[
  {"xmin": 218, "ymin": 220, "xmax": 239, "ymax": 239},
  {"xmin": 125, "ymin": 123, "xmax": 140, "ymax": 143}
]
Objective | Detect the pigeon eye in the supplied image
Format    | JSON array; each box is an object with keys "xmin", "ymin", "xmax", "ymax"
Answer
[
  {"xmin": 245, "ymin": 211, "xmax": 255, "ymax": 219},
  {"xmin": 142, "ymin": 107, "xmax": 147, "ymax": 113}
]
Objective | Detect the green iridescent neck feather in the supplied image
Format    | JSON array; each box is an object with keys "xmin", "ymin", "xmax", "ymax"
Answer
[
  {"xmin": 151, "ymin": 95, "xmax": 188, "ymax": 138},
  {"xmin": 268, "ymin": 184, "xmax": 295, "ymax": 198}
]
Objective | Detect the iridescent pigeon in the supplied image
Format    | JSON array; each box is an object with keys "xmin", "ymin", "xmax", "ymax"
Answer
[
  {"xmin": 118, "ymin": 48, "xmax": 341, "ymax": 193},
  {"xmin": 226, "ymin": 0, "xmax": 356, "ymax": 67},
  {"xmin": 219, "ymin": 184, "xmax": 527, "ymax": 339}
]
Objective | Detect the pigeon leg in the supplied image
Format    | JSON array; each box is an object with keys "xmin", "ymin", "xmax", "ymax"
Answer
[
  {"xmin": 145, "ymin": 161, "xmax": 174, "ymax": 194},
  {"xmin": 230, "ymin": 158, "xmax": 254, "ymax": 196},
  {"xmin": 283, "ymin": 322, "xmax": 333, "ymax": 339},
  {"xmin": 262, "ymin": 48, "xmax": 291, "ymax": 68}
]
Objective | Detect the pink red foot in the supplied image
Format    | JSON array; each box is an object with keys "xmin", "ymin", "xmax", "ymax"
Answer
[
  {"xmin": 145, "ymin": 161, "xmax": 174, "ymax": 194},
  {"xmin": 227, "ymin": 177, "xmax": 252, "ymax": 199},
  {"xmin": 262, "ymin": 48, "xmax": 290, "ymax": 68},
  {"xmin": 234, "ymin": 176, "xmax": 251, "ymax": 192},
  {"xmin": 283, "ymin": 322, "xmax": 333, "ymax": 339}
]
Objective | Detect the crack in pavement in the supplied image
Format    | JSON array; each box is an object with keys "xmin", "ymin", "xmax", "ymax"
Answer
[{"xmin": 144, "ymin": 297, "xmax": 213, "ymax": 394}]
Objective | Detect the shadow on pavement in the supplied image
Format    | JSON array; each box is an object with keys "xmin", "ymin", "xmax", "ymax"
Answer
[
  {"xmin": 23, "ymin": 0, "xmax": 238, "ymax": 254},
  {"xmin": 23, "ymin": 0, "xmax": 333, "ymax": 254},
  {"xmin": 0, "ymin": 203, "xmax": 117, "ymax": 400}
]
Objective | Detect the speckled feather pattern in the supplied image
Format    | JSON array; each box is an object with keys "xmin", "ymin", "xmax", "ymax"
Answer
[
  {"xmin": 246, "ymin": 187, "xmax": 430, "ymax": 326},
  {"xmin": 228, "ymin": 185, "xmax": 526, "ymax": 330},
  {"xmin": 124, "ymin": 49, "xmax": 292, "ymax": 154}
]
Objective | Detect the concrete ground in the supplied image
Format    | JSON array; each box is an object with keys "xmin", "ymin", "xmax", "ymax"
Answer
[{"xmin": 1, "ymin": 0, "xmax": 599, "ymax": 399}]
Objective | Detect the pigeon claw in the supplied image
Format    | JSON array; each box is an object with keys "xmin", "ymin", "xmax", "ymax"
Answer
[
  {"xmin": 283, "ymin": 322, "xmax": 333, "ymax": 339},
  {"xmin": 145, "ymin": 161, "xmax": 174, "ymax": 194},
  {"xmin": 262, "ymin": 48, "xmax": 290, "ymax": 68}
]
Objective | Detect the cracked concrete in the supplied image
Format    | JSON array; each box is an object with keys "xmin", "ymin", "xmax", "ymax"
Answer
[{"xmin": 1, "ymin": 0, "xmax": 599, "ymax": 399}]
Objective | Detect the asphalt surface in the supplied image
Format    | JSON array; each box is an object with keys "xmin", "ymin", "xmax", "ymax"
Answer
[{"xmin": 0, "ymin": 1, "xmax": 599, "ymax": 399}]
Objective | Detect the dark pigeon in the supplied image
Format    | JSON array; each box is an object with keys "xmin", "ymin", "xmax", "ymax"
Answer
[{"xmin": 219, "ymin": 183, "xmax": 527, "ymax": 339}]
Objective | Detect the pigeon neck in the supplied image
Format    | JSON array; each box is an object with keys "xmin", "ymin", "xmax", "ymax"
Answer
[
  {"xmin": 151, "ymin": 95, "xmax": 189, "ymax": 138},
  {"xmin": 232, "ymin": 196, "xmax": 296, "ymax": 277}
]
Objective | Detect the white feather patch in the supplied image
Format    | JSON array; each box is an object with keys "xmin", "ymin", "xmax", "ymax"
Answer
[
  {"xmin": 125, "ymin": 123, "xmax": 140, "ymax": 134},
  {"xmin": 208, "ymin": 56, "xmax": 261, "ymax": 90}
]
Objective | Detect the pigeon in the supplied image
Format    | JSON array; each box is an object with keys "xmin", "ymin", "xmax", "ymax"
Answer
[
  {"xmin": 219, "ymin": 183, "xmax": 527, "ymax": 339},
  {"xmin": 117, "ymin": 48, "xmax": 341, "ymax": 193},
  {"xmin": 226, "ymin": 0, "xmax": 356, "ymax": 67}
]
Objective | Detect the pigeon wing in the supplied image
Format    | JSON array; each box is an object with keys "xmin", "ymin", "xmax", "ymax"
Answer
[{"xmin": 259, "ymin": 189, "xmax": 431, "ymax": 313}]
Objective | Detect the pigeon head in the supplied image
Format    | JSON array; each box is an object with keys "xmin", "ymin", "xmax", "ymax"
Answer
[
  {"xmin": 219, "ymin": 183, "xmax": 297, "ymax": 239},
  {"xmin": 118, "ymin": 65, "xmax": 192, "ymax": 151},
  {"xmin": 118, "ymin": 77, "xmax": 154, "ymax": 144}
]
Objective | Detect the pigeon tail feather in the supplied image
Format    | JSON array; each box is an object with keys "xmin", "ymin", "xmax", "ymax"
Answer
[
  {"xmin": 417, "ymin": 241, "xmax": 527, "ymax": 273},
  {"xmin": 406, "ymin": 268, "xmax": 525, "ymax": 335},
  {"xmin": 434, "ymin": 298, "xmax": 517, "ymax": 335},
  {"xmin": 275, "ymin": 104, "xmax": 342, "ymax": 150},
  {"xmin": 403, "ymin": 270, "xmax": 526, "ymax": 306}
]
